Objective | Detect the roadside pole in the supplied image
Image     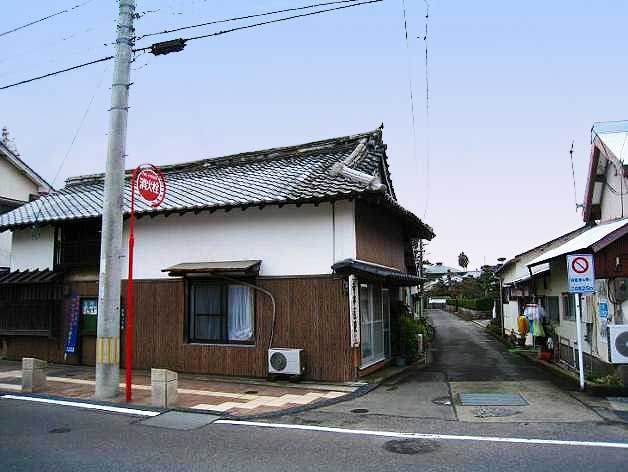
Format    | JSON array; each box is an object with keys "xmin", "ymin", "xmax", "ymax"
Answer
[
  {"xmin": 95, "ymin": 0, "xmax": 136, "ymax": 400},
  {"xmin": 575, "ymin": 294, "xmax": 586, "ymax": 390},
  {"xmin": 418, "ymin": 239, "xmax": 424, "ymax": 318}
]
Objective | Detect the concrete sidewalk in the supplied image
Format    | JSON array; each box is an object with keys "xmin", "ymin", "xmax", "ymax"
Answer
[{"xmin": 0, "ymin": 360, "xmax": 354, "ymax": 417}]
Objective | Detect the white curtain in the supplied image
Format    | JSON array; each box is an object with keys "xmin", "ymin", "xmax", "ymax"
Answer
[{"xmin": 228, "ymin": 285, "xmax": 253, "ymax": 341}]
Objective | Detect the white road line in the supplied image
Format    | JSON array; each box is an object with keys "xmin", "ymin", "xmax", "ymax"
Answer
[
  {"xmin": 1, "ymin": 394, "xmax": 160, "ymax": 417},
  {"xmin": 215, "ymin": 420, "xmax": 628, "ymax": 450}
]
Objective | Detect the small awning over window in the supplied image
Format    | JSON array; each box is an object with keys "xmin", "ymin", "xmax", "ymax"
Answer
[
  {"xmin": 332, "ymin": 258, "xmax": 423, "ymax": 287},
  {"xmin": 162, "ymin": 260, "xmax": 261, "ymax": 277}
]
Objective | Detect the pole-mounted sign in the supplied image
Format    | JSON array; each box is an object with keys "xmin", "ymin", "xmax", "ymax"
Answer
[
  {"xmin": 126, "ymin": 164, "xmax": 166, "ymax": 401},
  {"xmin": 565, "ymin": 253, "xmax": 595, "ymax": 392}
]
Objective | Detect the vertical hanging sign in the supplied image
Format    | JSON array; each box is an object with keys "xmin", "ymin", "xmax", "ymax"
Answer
[
  {"xmin": 348, "ymin": 275, "xmax": 361, "ymax": 348},
  {"xmin": 126, "ymin": 164, "xmax": 166, "ymax": 401},
  {"xmin": 64, "ymin": 293, "xmax": 81, "ymax": 359}
]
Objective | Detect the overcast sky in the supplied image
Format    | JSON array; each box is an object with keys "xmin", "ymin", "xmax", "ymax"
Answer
[{"xmin": 2, "ymin": 1, "xmax": 627, "ymax": 269}]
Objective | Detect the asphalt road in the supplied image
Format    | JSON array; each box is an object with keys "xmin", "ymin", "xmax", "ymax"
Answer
[{"xmin": 1, "ymin": 309, "xmax": 627, "ymax": 471}]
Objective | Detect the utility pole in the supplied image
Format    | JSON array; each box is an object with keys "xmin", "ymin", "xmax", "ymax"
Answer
[
  {"xmin": 95, "ymin": 0, "xmax": 136, "ymax": 400},
  {"xmin": 418, "ymin": 239, "xmax": 424, "ymax": 319}
]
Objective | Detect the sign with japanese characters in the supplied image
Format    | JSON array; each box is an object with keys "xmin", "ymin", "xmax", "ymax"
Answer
[
  {"xmin": 566, "ymin": 254, "xmax": 595, "ymax": 294},
  {"xmin": 348, "ymin": 274, "xmax": 360, "ymax": 347},
  {"xmin": 64, "ymin": 293, "xmax": 80, "ymax": 358},
  {"xmin": 136, "ymin": 167, "xmax": 166, "ymax": 207}
]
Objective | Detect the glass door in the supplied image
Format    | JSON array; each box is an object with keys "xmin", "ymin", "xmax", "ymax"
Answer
[{"xmin": 360, "ymin": 283, "xmax": 387, "ymax": 368}]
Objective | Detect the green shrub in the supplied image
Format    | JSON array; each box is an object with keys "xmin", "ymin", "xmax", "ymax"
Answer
[{"xmin": 455, "ymin": 297, "xmax": 494, "ymax": 312}]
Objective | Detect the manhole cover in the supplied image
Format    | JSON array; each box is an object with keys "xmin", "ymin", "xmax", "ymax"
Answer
[
  {"xmin": 49, "ymin": 427, "xmax": 71, "ymax": 434},
  {"xmin": 432, "ymin": 396, "xmax": 452, "ymax": 406},
  {"xmin": 244, "ymin": 390, "xmax": 258, "ymax": 395},
  {"xmin": 383, "ymin": 439, "xmax": 440, "ymax": 455},
  {"xmin": 472, "ymin": 407, "xmax": 520, "ymax": 418},
  {"xmin": 459, "ymin": 393, "xmax": 528, "ymax": 406},
  {"xmin": 350, "ymin": 408, "xmax": 369, "ymax": 414}
]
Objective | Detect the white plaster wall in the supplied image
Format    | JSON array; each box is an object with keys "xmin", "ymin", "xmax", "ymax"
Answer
[
  {"xmin": 0, "ymin": 231, "xmax": 11, "ymax": 268},
  {"xmin": 535, "ymin": 261, "xmax": 610, "ymax": 362},
  {"xmin": 0, "ymin": 157, "xmax": 38, "ymax": 202},
  {"xmin": 599, "ymin": 161, "xmax": 628, "ymax": 222},
  {"xmin": 9, "ymin": 226, "xmax": 55, "ymax": 271},
  {"xmin": 121, "ymin": 201, "xmax": 356, "ymax": 279}
]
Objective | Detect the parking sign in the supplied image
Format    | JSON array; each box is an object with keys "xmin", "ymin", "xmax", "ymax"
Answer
[{"xmin": 566, "ymin": 254, "xmax": 595, "ymax": 293}]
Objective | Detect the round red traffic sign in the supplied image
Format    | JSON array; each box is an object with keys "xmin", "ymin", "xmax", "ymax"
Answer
[
  {"xmin": 571, "ymin": 256, "xmax": 589, "ymax": 274},
  {"xmin": 136, "ymin": 167, "xmax": 166, "ymax": 207}
]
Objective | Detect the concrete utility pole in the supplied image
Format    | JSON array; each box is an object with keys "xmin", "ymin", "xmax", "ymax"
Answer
[{"xmin": 95, "ymin": 0, "xmax": 136, "ymax": 400}]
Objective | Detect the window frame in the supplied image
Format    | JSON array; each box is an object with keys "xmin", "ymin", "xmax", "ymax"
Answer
[
  {"xmin": 186, "ymin": 279, "xmax": 255, "ymax": 345},
  {"xmin": 562, "ymin": 293, "xmax": 577, "ymax": 321}
]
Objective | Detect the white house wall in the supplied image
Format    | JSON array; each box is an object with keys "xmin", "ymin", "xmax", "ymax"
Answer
[
  {"xmin": 0, "ymin": 157, "xmax": 39, "ymax": 203},
  {"xmin": 125, "ymin": 201, "xmax": 356, "ymax": 279},
  {"xmin": 9, "ymin": 226, "xmax": 55, "ymax": 271},
  {"xmin": 0, "ymin": 232, "xmax": 11, "ymax": 268},
  {"xmin": 7, "ymin": 202, "xmax": 356, "ymax": 278},
  {"xmin": 599, "ymin": 159, "xmax": 628, "ymax": 222}
]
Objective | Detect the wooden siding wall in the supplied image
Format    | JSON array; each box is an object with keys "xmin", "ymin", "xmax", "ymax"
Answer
[
  {"xmin": 5, "ymin": 276, "xmax": 354, "ymax": 382},
  {"xmin": 355, "ymin": 200, "xmax": 406, "ymax": 270},
  {"xmin": 595, "ymin": 236, "xmax": 628, "ymax": 279},
  {"xmin": 5, "ymin": 281, "xmax": 97, "ymax": 365}
]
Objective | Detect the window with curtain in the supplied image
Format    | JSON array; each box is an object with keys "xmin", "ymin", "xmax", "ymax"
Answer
[{"xmin": 188, "ymin": 281, "xmax": 254, "ymax": 344}]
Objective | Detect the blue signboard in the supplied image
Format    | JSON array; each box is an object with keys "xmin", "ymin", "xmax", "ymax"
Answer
[
  {"xmin": 64, "ymin": 293, "xmax": 81, "ymax": 358},
  {"xmin": 599, "ymin": 301, "xmax": 609, "ymax": 319}
]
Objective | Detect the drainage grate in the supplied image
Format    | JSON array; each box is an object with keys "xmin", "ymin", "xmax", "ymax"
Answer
[
  {"xmin": 459, "ymin": 393, "xmax": 528, "ymax": 407},
  {"xmin": 350, "ymin": 408, "xmax": 369, "ymax": 414}
]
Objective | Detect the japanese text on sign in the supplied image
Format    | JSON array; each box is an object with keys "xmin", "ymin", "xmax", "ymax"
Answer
[{"xmin": 566, "ymin": 254, "xmax": 595, "ymax": 294}]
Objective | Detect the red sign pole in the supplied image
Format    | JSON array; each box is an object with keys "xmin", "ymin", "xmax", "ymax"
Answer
[
  {"xmin": 125, "ymin": 164, "xmax": 165, "ymax": 402},
  {"xmin": 125, "ymin": 167, "xmax": 138, "ymax": 402}
]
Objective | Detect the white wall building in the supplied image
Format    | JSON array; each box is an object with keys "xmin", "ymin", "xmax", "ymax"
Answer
[{"xmin": 0, "ymin": 141, "xmax": 51, "ymax": 269}]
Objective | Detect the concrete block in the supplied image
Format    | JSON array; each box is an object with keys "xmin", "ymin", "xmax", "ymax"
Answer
[
  {"xmin": 151, "ymin": 368, "xmax": 178, "ymax": 408},
  {"xmin": 22, "ymin": 357, "xmax": 47, "ymax": 393}
]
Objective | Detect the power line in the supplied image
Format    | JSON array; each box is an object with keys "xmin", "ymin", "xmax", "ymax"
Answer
[
  {"xmin": 135, "ymin": 0, "xmax": 368, "ymax": 42},
  {"xmin": 0, "ymin": 0, "xmax": 97, "ymax": 39},
  {"xmin": 135, "ymin": 0, "xmax": 384, "ymax": 52},
  {"xmin": 569, "ymin": 140, "xmax": 579, "ymax": 211},
  {"xmin": 32, "ymin": 63, "xmax": 110, "ymax": 226},
  {"xmin": 422, "ymin": 0, "xmax": 431, "ymax": 218},
  {"xmin": 1, "ymin": 0, "xmax": 383, "ymax": 91},
  {"xmin": 0, "ymin": 56, "xmax": 113, "ymax": 91},
  {"xmin": 400, "ymin": 0, "xmax": 420, "ymax": 217}
]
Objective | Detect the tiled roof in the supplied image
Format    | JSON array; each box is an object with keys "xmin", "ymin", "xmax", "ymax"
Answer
[{"xmin": 0, "ymin": 127, "xmax": 434, "ymax": 239}]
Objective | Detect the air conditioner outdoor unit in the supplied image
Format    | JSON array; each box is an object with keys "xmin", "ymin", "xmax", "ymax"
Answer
[
  {"xmin": 608, "ymin": 325, "xmax": 628, "ymax": 364},
  {"xmin": 268, "ymin": 348, "xmax": 304, "ymax": 376}
]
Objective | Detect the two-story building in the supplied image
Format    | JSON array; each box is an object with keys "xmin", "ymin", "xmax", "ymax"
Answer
[
  {"xmin": 0, "ymin": 127, "xmax": 434, "ymax": 382},
  {"xmin": 0, "ymin": 140, "xmax": 52, "ymax": 270}
]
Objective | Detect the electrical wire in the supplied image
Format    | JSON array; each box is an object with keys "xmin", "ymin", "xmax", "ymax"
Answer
[
  {"xmin": 0, "ymin": 56, "xmax": 113, "ymax": 91},
  {"xmin": 134, "ymin": 0, "xmax": 384, "ymax": 52},
  {"xmin": 31, "ymin": 63, "xmax": 111, "ymax": 226},
  {"xmin": 0, "ymin": 0, "xmax": 98, "ymax": 39},
  {"xmin": 1, "ymin": 0, "xmax": 383, "ymax": 91},
  {"xmin": 135, "ymin": 0, "xmax": 367, "ymax": 42},
  {"xmin": 422, "ymin": 0, "xmax": 431, "ymax": 218},
  {"xmin": 400, "ymin": 0, "xmax": 418, "ymax": 186}
]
